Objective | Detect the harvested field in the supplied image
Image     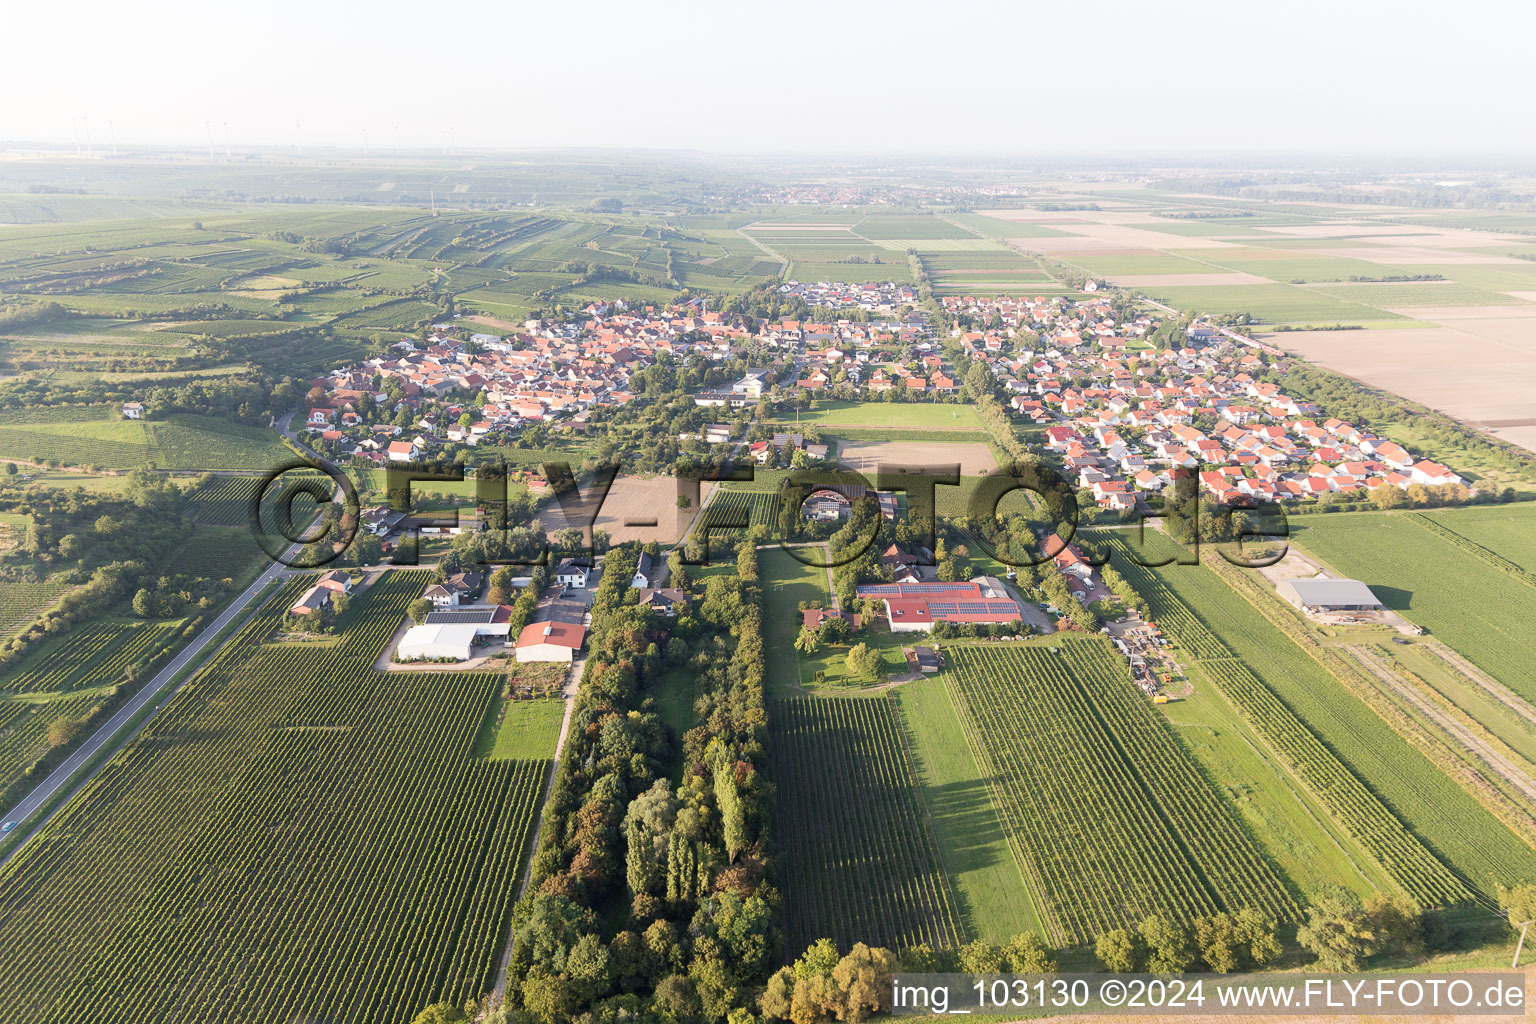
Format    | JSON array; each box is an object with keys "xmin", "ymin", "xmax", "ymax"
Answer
[
  {"xmin": 1022, "ymin": 223, "xmax": 1241, "ymax": 251},
  {"xmin": 836, "ymin": 440, "xmax": 998, "ymax": 476},
  {"xmin": 538, "ymin": 474, "xmax": 714, "ymax": 544},
  {"xmin": 1260, "ymin": 323, "xmax": 1536, "ymax": 451}
]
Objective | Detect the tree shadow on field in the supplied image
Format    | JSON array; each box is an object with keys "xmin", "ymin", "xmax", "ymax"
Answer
[{"xmin": 922, "ymin": 776, "xmax": 1014, "ymax": 925}]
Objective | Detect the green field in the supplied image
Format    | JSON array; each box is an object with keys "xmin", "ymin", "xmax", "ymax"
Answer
[
  {"xmin": 1069, "ymin": 251, "xmax": 1228, "ymax": 276},
  {"xmin": 760, "ymin": 546, "xmax": 832, "ymax": 694},
  {"xmin": 1102, "ymin": 530, "xmax": 1536, "ymax": 903},
  {"xmin": 1422, "ymin": 502, "xmax": 1536, "ymax": 572},
  {"xmin": 769, "ymin": 400, "xmax": 983, "ymax": 429},
  {"xmin": 1158, "ymin": 681, "xmax": 1396, "ymax": 900},
  {"xmin": 1306, "ymin": 281, "xmax": 1524, "ymax": 307},
  {"xmin": 852, "ymin": 214, "xmax": 982, "ymax": 240},
  {"xmin": 1292, "ymin": 510, "xmax": 1536, "ymax": 702},
  {"xmin": 895, "ymin": 675, "xmax": 1044, "ymax": 943},
  {"xmin": 0, "ymin": 572, "xmax": 549, "ymax": 1023},
  {"xmin": 0, "ymin": 408, "xmax": 289, "ymax": 471},
  {"xmin": 940, "ymin": 213, "xmax": 1072, "ymax": 238},
  {"xmin": 1144, "ymin": 283, "xmax": 1404, "ymax": 324},
  {"xmin": 472, "ymin": 695, "xmax": 564, "ymax": 760},
  {"xmin": 0, "ymin": 580, "xmax": 54, "ymax": 638}
]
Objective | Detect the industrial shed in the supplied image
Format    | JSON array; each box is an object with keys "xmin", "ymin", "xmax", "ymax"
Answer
[
  {"xmin": 1277, "ymin": 578, "xmax": 1383, "ymax": 613},
  {"xmin": 396, "ymin": 624, "xmax": 486, "ymax": 661}
]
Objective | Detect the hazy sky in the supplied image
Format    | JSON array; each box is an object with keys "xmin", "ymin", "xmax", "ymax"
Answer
[{"xmin": 5, "ymin": 0, "xmax": 1533, "ymax": 156}]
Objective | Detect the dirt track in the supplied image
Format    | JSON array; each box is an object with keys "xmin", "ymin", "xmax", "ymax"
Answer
[{"xmin": 1345, "ymin": 644, "xmax": 1536, "ymax": 808}]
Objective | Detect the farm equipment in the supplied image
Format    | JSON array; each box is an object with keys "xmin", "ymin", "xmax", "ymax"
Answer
[{"xmin": 1153, "ymin": 694, "xmax": 1172, "ymax": 705}]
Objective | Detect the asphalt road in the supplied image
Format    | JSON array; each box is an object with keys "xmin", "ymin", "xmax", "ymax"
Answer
[{"xmin": 0, "ymin": 546, "xmax": 298, "ymax": 851}]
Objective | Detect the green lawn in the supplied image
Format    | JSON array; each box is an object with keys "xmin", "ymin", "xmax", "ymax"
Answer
[
  {"xmin": 895, "ymin": 676, "xmax": 1044, "ymax": 942},
  {"xmin": 1162, "ymin": 672, "xmax": 1393, "ymax": 900},
  {"xmin": 797, "ymin": 625, "xmax": 911, "ymax": 689},
  {"xmin": 472, "ymin": 696, "xmax": 564, "ymax": 760},
  {"xmin": 760, "ymin": 546, "xmax": 832, "ymax": 695},
  {"xmin": 771, "ymin": 400, "xmax": 982, "ymax": 430},
  {"xmin": 649, "ymin": 665, "xmax": 695, "ymax": 781}
]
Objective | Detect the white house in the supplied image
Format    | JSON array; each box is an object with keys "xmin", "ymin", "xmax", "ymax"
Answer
[
  {"xmin": 631, "ymin": 552, "xmax": 656, "ymax": 589},
  {"xmin": 424, "ymin": 584, "xmax": 459, "ymax": 608},
  {"xmin": 555, "ymin": 559, "xmax": 593, "ymax": 589},
  {"xmin": 121, "ymin": 401, "xmax": 145, "ymax": 420}
]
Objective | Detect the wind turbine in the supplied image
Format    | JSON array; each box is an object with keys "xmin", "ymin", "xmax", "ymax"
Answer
[
  {"xmin": 223, "ymin": 122, "xmax": 231, "ymax": 160},
  {"xmin": 205, "ymin": 120, "xmax": 215, "ymax": 159},
  {"xmin": 82, "ymin": 116, "xmax": 94, "ymax": 158}
]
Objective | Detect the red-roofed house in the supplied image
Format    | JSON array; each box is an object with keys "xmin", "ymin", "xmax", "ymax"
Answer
[{"xmin": 516, "ymin": 620, "xmax": 586, "ymax": 663}]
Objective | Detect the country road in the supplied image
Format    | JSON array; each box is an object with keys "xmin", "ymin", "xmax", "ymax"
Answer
[{"xmin": 0, "ymin": 541, "xmax": 301, "ymax": 862}]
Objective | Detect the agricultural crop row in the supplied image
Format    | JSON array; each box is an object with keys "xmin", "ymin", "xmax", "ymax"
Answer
[
  {"xmin": 771, "ymin": 696, "xmax": 964, "ymax": 953},
  {"xmin": 189, "ymin": 476, "xmax": 264, "ymax": 526},
  {"xmin": 0, "ymin": 581, "xmax": 54, "ymax": 638},
  {"xmin": 1194, "ymin": 657, "xmax": 1472, "ymax": 907},
  {"xmin": 0, "ymin": 572, "xmax": 549, "ymax": 1023},
  {"xmin": 0, "ymin": 693, "xmax": 100, "ymax": 796},
  {"xmin": 0, "ymin": 619, "xmax": 178, "ymax": 695},
  {"xmin": 1098, "ymin": 534, "xmax": 1497, "ymax": 906},
  {"xmin": 1407, "ymin": 513, "xmax": 1536, "ymax": 590},
  {"xmin": 1054, "ymin": 643, "xmax": 1298, "ymax": 921},
  {"xmin": 700, "ymin": 489, "xmax": 781, "ymax": 535},
  {"xmin": 943, "ymin": 643, "xmax": 1283, "ymax": 945}
]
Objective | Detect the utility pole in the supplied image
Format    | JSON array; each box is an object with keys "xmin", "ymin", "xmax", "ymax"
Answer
[{"xmin": 1514, "ymin": 919, "xmax": 1532, "ymax": 968}]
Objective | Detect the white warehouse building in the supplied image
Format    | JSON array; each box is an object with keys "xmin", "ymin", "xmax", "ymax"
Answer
[{"xmin": 395, "ymin": 606, "xmax": 512, "ymax": 661}]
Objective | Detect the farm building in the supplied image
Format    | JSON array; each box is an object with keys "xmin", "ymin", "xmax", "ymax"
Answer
[
  {"xmin": 516, "ymin": 621, "xmax": 586, "ymax": 663},
  {"xmin": 802, "ymin": 608, "xmax": 860, "ymax": 631},
  {"xmin": 857, "ymin": 579, "xmax": 1021, "ymax": 633},
  {"xmin": 315, "ymin": 570, "xmax": 353, "ymax": 595},
  {"xmin": 396, "ymin": 624, "xmax": 484, "ymax": 661},
  {"xmin": 1277, "ymin": 578, "xmax": 1383, "ymax": 614},
  {"xmin": 424, "ymin": 605, "xmax": 512, "ymax": 632},
  {"xmin": 397, "ymin": 606, "xmax": 512, "ymax": 660}
]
